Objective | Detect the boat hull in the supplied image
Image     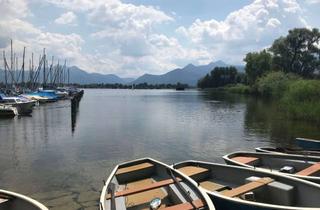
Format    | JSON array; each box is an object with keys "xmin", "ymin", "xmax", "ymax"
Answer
[
  {"xmin": 255, "ymin": 147, "xmax": 320, "ymax": 157},
  {"xmin": 11, "ymin": 102, "xmax": 34, "ymax": 115},
  {"xmin": 296, "ymin": 138, "xmax": 320, "ymax": 150}
]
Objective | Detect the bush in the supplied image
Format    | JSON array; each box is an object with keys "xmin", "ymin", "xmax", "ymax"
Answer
[
  {"xmin": 281, "ymin": 80, "xmax": 320, "ymax": 122},
  {"xmin": 255, "ymin": 71, "xmax": 299, "ymax": 98},
  {"xmin": 226, "ymin": 84, "xmax": 251, "ymax": 94}
]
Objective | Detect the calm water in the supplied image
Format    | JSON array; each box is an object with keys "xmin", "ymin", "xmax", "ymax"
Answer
[{"xmin": 0, "ymin": 89, "xmax": 319, "ymax": 209}]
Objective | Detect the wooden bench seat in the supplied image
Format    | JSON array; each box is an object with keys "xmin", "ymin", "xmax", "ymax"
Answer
[
  {"xmin": 231, "ymin": 156, "xmax": 259, "ymax": 165},
  {"xmin": 162, "ymin": 199, "xmax": 204, "ymax": 210},
  {"xmin": 296, "ymin": 162, "xmax": 320, "ymax": 176},
  {"xmin": 200, "ymin": 180, "xmax": 227, "ymax": 192},
  {"xmin": 107, "ymin": 178, "xmax": 180, "ymax": 199},
  {"xmin": 116, "ymin": 162, "xmax": 154, "ymax": 175},
  {"xmin": 177, "ymin": 166, "xmax": 209, "ymax": 177},
  {"xmin": 125, "ymin": 178, "xmax": 167, "ymax": 208},
  {"xmin": 222, "ymin": 177, "xmax": 274, "ymax": 198}
]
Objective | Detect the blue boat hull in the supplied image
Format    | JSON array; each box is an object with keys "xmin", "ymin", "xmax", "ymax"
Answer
[{"xmin": 296, "ymin": 138, "xmax": 320, "ymax": 150}]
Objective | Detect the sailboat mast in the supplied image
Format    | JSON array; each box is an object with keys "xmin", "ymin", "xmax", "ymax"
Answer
[
  {"xmin": 43, "ymin": 48, "xmax": 46, "ymax": 88},
  {"xmin": 3, "ymin": 51, "xmax": 8, "ymax": 89},
  {"xmin": 22, "ymin": 47, "xmax": 26, "ymax": 89}
]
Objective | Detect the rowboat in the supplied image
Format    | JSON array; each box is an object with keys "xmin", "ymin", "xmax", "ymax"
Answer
[
  {"xmin": 0, "ymin": 188, "xmax": 48, "ymax": 210},
  {"xmin": 223, "ymin": 151, "xmax": 320, "ymax": 183},
  {"xmin": 99, "ymin": 157, "xmax": 215, "ymax": 210},
  {"xmin": 0, "ymin": 104, "xmax": 18, "ymax": 118},
  {"xmin": 256, "ymin": 147, "xmax": 320, "ymax": 157},
  {"xmin": 296, "ymin": 138, "xmax": 320, "ymax": 150},
  {"xmin": 173, "ymin": 160, "xmax": 320, "ymax": 210}
]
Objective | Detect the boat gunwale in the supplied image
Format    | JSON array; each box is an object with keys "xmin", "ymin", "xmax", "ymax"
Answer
[
  {"xmin": 255, "ymin": 147, "xmax": 320, "ymax": 158},
  {"xmin": 174, "ymin": 159, "xmax": 320, "ymax": 210},
  {"xmin": 0, "ymin": 189, "xmax": 48, "ymax": 210}
]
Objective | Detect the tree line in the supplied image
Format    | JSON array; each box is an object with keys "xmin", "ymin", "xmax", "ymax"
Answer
[
  {"xmin": 198, "ymin": 28, "xmax": 320, "ymax": 88},
  {"xmin": 75, "ymin": 82, "xmax": 189, "ymax": 89}
]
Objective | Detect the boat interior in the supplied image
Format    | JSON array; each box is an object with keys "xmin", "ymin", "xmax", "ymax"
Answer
[
  {"xmin": 227, "ymin": 152, "xmax": 320, "ymax": 177},
  {"xmin": 103, "ymin": 159, "xmax": 208, "ymax": 210},
  {"xmin": 174, "ymin": 161, "xmax": 320, "ymax": 208}
]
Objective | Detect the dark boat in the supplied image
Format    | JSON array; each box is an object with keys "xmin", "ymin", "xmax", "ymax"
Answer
[
  {"xmin": 99, "ymin": 157, "xmax": 215, "ymax": 210},
  {"xmin": 255, "ymin": 147, "xmax": 320, "ymax": 157},
  {"xmin": 174, "ymin": 160, "xmax": 320, "ymax": 210},
  {"xmin": 296, "ymin": 138, "xmax": 320, "ymax": 151}
]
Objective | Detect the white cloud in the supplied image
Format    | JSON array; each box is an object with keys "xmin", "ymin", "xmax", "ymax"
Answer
[
  {"xmin": 54, "ymin": 11, "xmax": 77, "ymax": 25},
  {"xmin": 0, "ymin": 0, "xmax": 317, "ymax": 77},
  {"xmin": 305, "ymin": 0, "xmax": 320, "ymax": 4},
  {"xmin": 176, "ymin": 0, "xmax": 308, "ymax": 64},
  {"xmin": 0, "ymin": 0, "xmax": 29, "ymax": 20}
]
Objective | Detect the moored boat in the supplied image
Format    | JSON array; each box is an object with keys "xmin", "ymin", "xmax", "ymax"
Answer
[
  {"xmin": 0, "ymin": 95, "xmax": 34, "ymax": 115},
  {"xmin": 256, "ymin": 147, "xmax": 320, "ymax": 157},
  {"xmin": 296, "ymin": 138, "xmax": 320, "ymax": 151},
  {"xmin": 0, "ymin": 105, "xmax": 18, "ymax": 118},
  {"xmin": 174, "ymin": 160, "xmax": 320, "ymax": 210},
  {"xmin": 0, "ymin": 188, "xmax": 48, "ymax": 210},
  {"xmin": 99, "ymin": 157, "xmax": 215, "ymax": 210},
  {"xmin": 223, "ymin": 151, "xmax": 320, "ymax": 183}
]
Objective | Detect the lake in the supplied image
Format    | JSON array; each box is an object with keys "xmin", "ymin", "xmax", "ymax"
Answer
[{"xmin": 0, "ymin": 89, "xmax": 319, "ymax": 209}]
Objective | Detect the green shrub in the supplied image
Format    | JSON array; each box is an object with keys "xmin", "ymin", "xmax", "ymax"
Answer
[
  {"xmin": 255, "ymin": 71, "xmax": 299, "ymax": 98},
  {"xmin": 226, "ymin": 84, "xmax": 251, "ymax": 94},
  {"xmin": 281, "ymin": 80, "xmax": 320, "ymax": 122}
]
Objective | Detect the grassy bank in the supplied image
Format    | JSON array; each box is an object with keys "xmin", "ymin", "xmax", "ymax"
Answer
[
  {"xmin": 223, "ymin": 72, "xmax": 320, "ymax": 123},
  {"xmin": 281, "ymin": 80, "xmax": 320, "ymax": 122}
]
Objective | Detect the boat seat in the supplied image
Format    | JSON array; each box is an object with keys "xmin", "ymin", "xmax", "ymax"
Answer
[
  {"xmin": 200, "ymin": 180, "xmax": 229, "ymax": 192},
  {"xmin": 231, "ymin": 156, "xmax": 259, "ymax": 166},
  {"xmin": 162, "ymin": 199, "xmax": 204, "ymax": 210},
  {"xmin": 124, "ymin": 178, "xmax": 168, "ymax": 208},
  {"xmin": 296, "ymin": 162, "xmax": 320, "ymax": 176},
  {"xmin": 107, "ymin": 178, "xmax": 178, "ymax": 199},
  {"xmin": 116, "ymin": 162, "xmax": 154, "ymax": 175},
  {"xmin": 177, "ymin": 166, "xmax": 210, "ymax": 181},
  {"xmin": 116, "ymin": 162, "xmax": 155, "ymax": 183},
  {"xmin": 222, "ymin": 177, "xmax": 274, "ymax": 198}
]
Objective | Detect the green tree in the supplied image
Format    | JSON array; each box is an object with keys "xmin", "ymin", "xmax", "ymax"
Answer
[
  {"xmin": 270, "ymin": 28, "xmax": 320, "ymax": 78},
  {"xmin": 244, "ymin": 50, "xmax": 272, "ymax": 85},
  {"xmin": 198, "ymin": 66, "xmax": 239, "ymax": 88}
]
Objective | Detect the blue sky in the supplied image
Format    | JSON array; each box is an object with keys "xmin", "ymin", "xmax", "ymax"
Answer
[{"xmin": 0, "ymin": 0, "xmax": 319, "ymax": 78}]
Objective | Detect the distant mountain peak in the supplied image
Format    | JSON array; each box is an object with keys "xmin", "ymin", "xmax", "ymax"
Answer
[
  {"xmin": 184, "ymin": 63, "xmax": 196, "ymax": 69},
  {"xmin": 209, "ymin": 60, "xmax": 227, "ymax": 66}
]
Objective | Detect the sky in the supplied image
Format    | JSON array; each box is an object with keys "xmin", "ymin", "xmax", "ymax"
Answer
[{"xmin": 0, "ymin": 0, "xmax": 319, "ymax": 78}]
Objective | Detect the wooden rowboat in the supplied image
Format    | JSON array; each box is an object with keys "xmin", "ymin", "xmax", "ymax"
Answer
[
  {"xmin": 223, "ymin": 151, "xmax": 320, "ymax": 184},
  {"xmin": 0, "ymin": 189, "xmax": 48, "ymax": 210},
  {"xmin": 174, "ymin": 160, "xmax": 320, "ymax": 210},
  {"xmin": 255, "ymin": 147, "xmax": 320, "ymax": 157},
  {"xmin": 99, "ymin": 157, "xmax": 215, "ymax": 210}
]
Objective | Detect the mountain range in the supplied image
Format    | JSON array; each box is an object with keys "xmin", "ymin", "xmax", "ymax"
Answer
[
  {"xmin": 0, "ymin": 61, "xmax": 244, "ymax": 86},
  {"xmin": 132, "ymin": 60, "xmax": 244, "ymax": 86}
]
